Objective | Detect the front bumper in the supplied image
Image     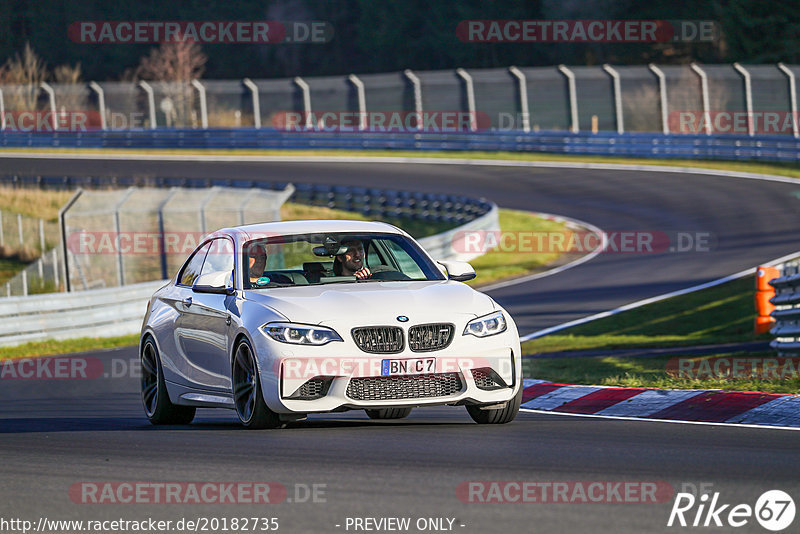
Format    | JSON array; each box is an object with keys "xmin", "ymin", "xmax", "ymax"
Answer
[{"xmin": 258, "ymin": 342, "xmax": 520, "ymax": 414}]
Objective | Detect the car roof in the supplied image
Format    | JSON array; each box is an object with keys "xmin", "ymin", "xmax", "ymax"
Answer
[{"xmin": 209, "ymin": 219, "xmax": 408, "ymax": 242}]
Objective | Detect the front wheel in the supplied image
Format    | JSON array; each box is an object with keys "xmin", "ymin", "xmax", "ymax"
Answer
[
  {"xmin": 365, "ymin": 407, "xmax": 412, "ymax": 420},
  {"xmin": 140, "ymin": 337, "xmax": 196, "ymax": 425},
  {"xmin": 232, "ymin": 338, "xmax": 282, "ymax": 429},
  {"xmin": 466, "ymin": 388, "xmax": 522, "ymax": 424}
]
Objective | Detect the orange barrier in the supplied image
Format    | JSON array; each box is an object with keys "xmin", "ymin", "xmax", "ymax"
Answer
[{"xmin": 755, "ymin": 265, "xmax": 780, "ymax": 334}]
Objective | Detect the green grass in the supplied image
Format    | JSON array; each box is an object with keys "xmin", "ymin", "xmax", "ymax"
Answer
[
  {"xmin": 520, "ymin": 275, "xmax": 797, "ymax": 393},
  {"xmin": 0, "ymin": 334, "xmax": 138, "ymax": 361},
  {"xmin": 467, "ymin": 209, "xmax": 568, "ymax": 287},
  {"xmin": 522, "ymin": 351, "xmax": 800, "ymax": 394},
  {"xmin": 522, "ymin": 276, "xmax": 765, "ymax": 354},
  {"xmin": 0, "ymin": 257, "xmax": 27, "ymax": 286}
]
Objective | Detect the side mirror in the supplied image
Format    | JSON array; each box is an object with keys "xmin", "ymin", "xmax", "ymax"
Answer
[
  {"xmin": 193, "ymin": 271, "xmax": 234, "ymax": 295},
  {"xmin": 437, "ymin": 260, "xmax": 476, "ymax": 282}
]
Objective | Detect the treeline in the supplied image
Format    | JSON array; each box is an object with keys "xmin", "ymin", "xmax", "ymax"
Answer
[{"xmin": 0, "ymin": 0, "xmax": 797, "ymax": 81}]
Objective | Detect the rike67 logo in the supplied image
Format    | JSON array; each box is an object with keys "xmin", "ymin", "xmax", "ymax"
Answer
[{"xmin": 668, "ymin": 490, "xmax": 795, "ymax": 531}]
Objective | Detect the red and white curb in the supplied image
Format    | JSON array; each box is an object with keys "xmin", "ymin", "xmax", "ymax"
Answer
[{"xmin": 521, "ymin": 379, "xmax": 800, "ymax": 428}]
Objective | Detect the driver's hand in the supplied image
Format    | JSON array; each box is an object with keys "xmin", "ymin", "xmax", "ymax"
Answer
[{"xmin": 354, "ymin": 267, "xmax": 371, "ymax": 279}]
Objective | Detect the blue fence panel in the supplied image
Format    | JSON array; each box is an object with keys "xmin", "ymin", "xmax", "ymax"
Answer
[{"xmin": 2, "ymin": 127, "xmax": 800, "ymax": 162}]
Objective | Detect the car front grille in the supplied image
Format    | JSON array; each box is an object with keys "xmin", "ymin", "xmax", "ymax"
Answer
[
  {"xmin": 408, "ymin": 323, "xmax": 454, "ymax": 352},
  {"xmin": 346, "ymin": 373, "xmax": 463, "ymax": 401},
  {"xmin": 352, "ymin": 326, "xmax": 404, "ymax": 354}
]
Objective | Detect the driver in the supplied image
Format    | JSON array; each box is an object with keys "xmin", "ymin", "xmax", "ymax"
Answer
[
  {"xmin": 247, "ymin": 243, "xmax": 268, "ymax": 285},
  {"xmin": 333, "ymin": 239, "xmax": 371, "ymax": 279}
]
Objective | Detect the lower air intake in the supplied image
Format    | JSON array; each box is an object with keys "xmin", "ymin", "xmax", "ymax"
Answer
[
  {"xmin": 286, "ymin": 377, "xmax": 332, "ymax": 400},
  {"xmin": 471, "ymin": 368, "xmax": 507, "ymax": 391},
  {"xmin": 346, "ymin": 373, "xmax": 463, "ymax": 401}
]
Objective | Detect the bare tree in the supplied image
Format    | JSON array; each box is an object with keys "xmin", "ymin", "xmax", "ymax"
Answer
[
  {"xmin": 134, "ymin": 40, "xmax": 207, "ymax": 127},
  {"xmin": 135, "ymin": 40, "xmax": 207, "ymax": 82},
  {"xmin": 53, "ymin": 63, "xmax": 86, "ymax": 112},
  {"xmin": 0, "ymin": 43, "xmax": 47, "ymax": 111}
]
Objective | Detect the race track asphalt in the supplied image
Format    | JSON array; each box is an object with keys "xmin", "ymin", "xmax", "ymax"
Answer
[{"xmin": 1, "ymin": 156, "xmax": 799, "ymax": 533}]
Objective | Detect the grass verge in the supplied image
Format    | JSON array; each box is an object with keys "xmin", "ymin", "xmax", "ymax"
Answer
[
  {"xmin": 0, "ymin": 334, "xmax": 138, "ymax": 361},
  {"xmin": 466, "ymin": 209, "xmax": 567, "ymax": 287},
  {"xmin": 520, "ymin": 275, "xmax": 798, "ymax": 393},
  {"xmin": 522, "ymin": 351, "xmax": 800, "ymax": 394},
  {"xmin": 522, "ymin": 276, "xmax": 765, "ymax": 354},
  {"xmin": 0, "ymin": 186, "xmax": 72, "ymax": 221},
  {"xmin": 0, "ymin": 257, "xmax": 28, "ymax": 286}
]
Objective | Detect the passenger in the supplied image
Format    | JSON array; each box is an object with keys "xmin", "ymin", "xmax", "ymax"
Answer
[
  {"xmin": 247, "ymin": 243, "xmax": 268, "ymax": 285},
  {"xmin": 333, "ymin": 239, "xmax": 371, "ymax": 279}
]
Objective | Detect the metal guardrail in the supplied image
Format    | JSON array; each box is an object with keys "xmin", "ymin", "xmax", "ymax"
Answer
[
  {"xmin": 0, "ymin": 280, "xmax": 164, "ymax": 346},
  {"xmin": 418, "ymin": 204, "xmax": 499, "ymax": 262},
  {"xmin": 3, "ymin": 128, "xmax": 800, "ymax": 162},
  {"xmin": 770, "ymin": 261, "xmax": 800, "ymax": 353}
]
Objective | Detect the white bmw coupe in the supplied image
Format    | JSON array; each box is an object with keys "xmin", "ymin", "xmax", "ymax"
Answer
[{"xmin": 140, "ymin": 220, "xmax": 522, "ymax": 428}]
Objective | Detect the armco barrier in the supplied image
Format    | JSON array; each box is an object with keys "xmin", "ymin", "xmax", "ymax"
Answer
[
  {"xmin": 0, "ymin": 280, "xmax": 164, "ymax": 346},
  {"xmin": 418, "ymin": 203, "xmax": 498, "ymax": 262},
  {"xmin": 770, "ymin": 261, "xmax": 800, "ymax": 354},
  {"xmin": 3, "ymin": 128, "xmax": 800, "ymax": 162}
]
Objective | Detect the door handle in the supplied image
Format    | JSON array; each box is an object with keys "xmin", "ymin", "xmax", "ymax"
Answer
[
  {"xmin": 182, "ymin": 297, "xmax": 192, "ymax": 307},
  {"xmin": 226, "ymin": 314, "xmax": 232, "ymax": 326}
]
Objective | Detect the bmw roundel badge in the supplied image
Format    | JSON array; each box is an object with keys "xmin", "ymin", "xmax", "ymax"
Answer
[{"xmin": 396, "ymin": 315, "xmax": 409, "ymax": 322}]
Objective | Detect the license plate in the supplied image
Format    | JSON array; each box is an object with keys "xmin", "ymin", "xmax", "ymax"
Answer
[{"xmin": 381, "ymin": 357, "xmax": 436, "ymax": 376}]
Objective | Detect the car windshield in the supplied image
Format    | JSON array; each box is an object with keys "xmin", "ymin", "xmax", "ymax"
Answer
[{"xmin": 242, "ymin": 232, "xmax": 445, "ymax": 288}]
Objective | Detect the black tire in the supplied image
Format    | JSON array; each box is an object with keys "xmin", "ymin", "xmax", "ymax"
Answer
[
  {"xmin": 466, "ymin": 387, "xmax": 522, "ymax": 424},
  {"xmin": 140, "ymin": 337, "xmax": 196, "ymax": 425},
  {"xmin": 365, "ymin": 407, "xmax": 413, "ymax": 420},
  {"xmin": 232, "ymin": 338, "xmax": 282, "ymax": 429}
]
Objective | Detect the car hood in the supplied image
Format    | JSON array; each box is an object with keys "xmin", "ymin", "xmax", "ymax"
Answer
[{"xmin": 244, "ymin": 280, "xmax": 495, "ymax": 325}]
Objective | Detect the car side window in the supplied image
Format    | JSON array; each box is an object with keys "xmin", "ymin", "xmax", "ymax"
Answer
[
  {"xmin": 178, "ymin": 242, "xmax": 212, "ymax": 286},
  {"xmin": 382, "ymin": 238, "xmax": 424, "ymax": 277},
  {"xmin": 200, "ymin": 238, "xmax": 235, "ymax": 278},
  {"xmin": 366, "ymin": 242, "xmax": 384, "ymax": 267}
]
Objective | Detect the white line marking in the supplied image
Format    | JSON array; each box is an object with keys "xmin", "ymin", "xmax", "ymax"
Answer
[
  {"xmin": 727, "ymin": 395, "xmax": 800, "ymax": 426},
  {"xmin": 479, "ymin": 211, "xmax": 605, "ymax": 292},
  {"xmin": 519, "ymin": 408, "xmax": 800, "ymax": 431}
]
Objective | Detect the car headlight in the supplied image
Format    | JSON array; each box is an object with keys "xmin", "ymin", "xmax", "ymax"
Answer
[
  {"xmin": 463, "ymin": 311, "xmax": 507, "ymax": 338},
  {"xmin": 263, "ymin": 323, "xmax": 343, "ymax": 345}
]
